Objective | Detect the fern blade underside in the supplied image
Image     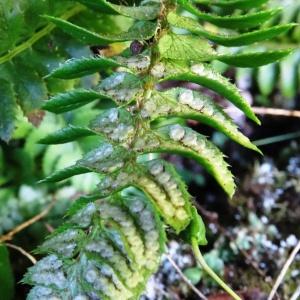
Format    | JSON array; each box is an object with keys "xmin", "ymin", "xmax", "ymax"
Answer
[{"xmin": 24, "ymin": 0, "xmax": 295, "ymax": 299}]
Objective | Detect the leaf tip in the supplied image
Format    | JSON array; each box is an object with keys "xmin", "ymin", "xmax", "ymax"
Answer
[
  {"xmin": 37, "ymin": 179, "xmax": 46, "ymax": 184},
  {"xmin": 253, "ymin": 115, "xmax": 261, "ymax": 125}
]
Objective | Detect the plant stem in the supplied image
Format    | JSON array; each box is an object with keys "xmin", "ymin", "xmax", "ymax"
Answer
[
  {"xmin": 191, "ymin": 238, "xmax": 242, "ymax": 300},
  {"xmin": 253, "ymin": 130, "xmax": 300, "ymax": 146},
  {"xmin": 0, "ymin": 4, "xmax": 86, "ymax": 65}
]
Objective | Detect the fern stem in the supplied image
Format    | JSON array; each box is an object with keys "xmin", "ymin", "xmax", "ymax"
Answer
[
  {"xmin": 191, "ymin": 238, "xmax": 242, "ymax": 300},
  {"xmin": 0, "ymin": 4, "xmax": 86, "ymax": 65}
]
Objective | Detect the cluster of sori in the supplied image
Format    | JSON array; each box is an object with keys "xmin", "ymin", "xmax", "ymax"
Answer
[
  {"xmin": 24, "ymin": 190, "xmax": 165, "ymax": 300},
  {"xmin": 150, "ymin": 62, "xmax": 166, "ymax": 79},
  {"xmin": 132, "ymin": 132, "xmax": 161, "ymax": 151},
  {"xmin": 90, "ymin": 108, "xmax": 135, "ymax": 145},
  {"xmin": 77, "ymin": 143, "xmax": 128, "ymax": 173},
  {"xmin": 163, "ymin": 124, "xmax": 234, "ymax": 195},
  {"xmin": 141, "ymin": 88, "xmax": 216, "ymax": 118},
  {"xmin": 96, "ymin": 158, "xmax": 192, "ymax": 232},
  {"xmin": 97, "ymin": 170, "xmax": 132, "ymax": 195},
  {"xmin": 178, "ymin": 89, "xmax": 218, "ymax": 114},
  {"xmin": 116, "ymin": 55, "xmax": 151, "ymax": 72},
  {"xmin": 99, "ymin": 71, "xmax": 143, "ymax": 103},
  {"xmin": 69, "ymin": 202, "xmax": 96, "ymax": 228},
  {"xmin": 140, "ymin": 93, "xmax": 173, "ymax": 119},
  {"xmin": 142, "ymin": 87, "xmax": 260, "ymax": 153},
  {"xmin": 190, "ymin": 64, "xmax": 217, "ymax": 80},
  {"xmin": 136, "ymin": 159, "xmax": 192, "ymax": 231},
  {"xmin": 38, "ymin": 228, "xmax": 84, "ymax": 258}
]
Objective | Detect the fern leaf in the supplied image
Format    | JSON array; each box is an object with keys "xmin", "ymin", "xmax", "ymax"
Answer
[
  {"xmin": 43, "ymin": 89, "xmax": 111, "ymax": 113},
  {"xmin": 97, "ymin": 159, "xmax": 193, "ymax": 232},
  {"xmin": 158, "ymin": 33, "xmax": 216, "ymax": 61},
  {"xmin": 136, "ymin": 160, "xmax": 192, "ymax": 232},
  {"xmin": 38, "ymin": 125, "xmax": 96, "ymax": 144},
  {"xmin": 39, "ymin": 165, "xmax": 91, "ymax": 183},
  {"xmin": 98, "ymin": 71, "xmax": 143, "ymax": 103},
  {"xmin": 77, "ymin": 143, "xmax": 131, "ymax": 174},
  {"xmin": 0, "ymin": 79, "xmax": 18, "ymax": 142},
  {"xmin": 90, "ymin": 108, "xmax": 135, "ymax": 145},
  {"xmin": 145, "ymin": 89, "xmax": 261, "ymax": 153},
  {"xmin": 0, "ymin": 2, "xmax": 86, "ymax": 141},
  {"xmin": 217, "ymin": 49, "xmax": 294, "ymax": 67},
  {"xmin": 159, "ymin": 61, "xmax": 260, "ymax": 124},
  {"xmin": 115, "ymin": 54, "xmax": 151, "ymax": 72},
  {"xmin": 179, "ymin": 1, "xmax": 281, "ymax": 29},
  {"xmin": 257, "ymin": 63, "xmax": 277, "ymax": 96},
  {"xmin": 45, "ymin": 15, "xmax": 157, "ymax": 45},
  {"xmin": 184, "ymin": 206, "xmax": 207, "ymax": 246},
  {"xmin": 47, "ymin": 56, "xmax": 122, "ymax": 79},
  {"xmin": 26, "ymin": 0, "xmax": 294, "ymax": 297},
  {"xmin": 167, "ymin": 12, "xmax": 296, "ymax": 47},
  {"xmin": 193, "ymin": 0, "xmax": 269, "ymax": 10},
  {"xmin": 24, "ymin": 191, "xmax": 165, "ymax": 299},
  {"xmin": 77, "ymin": 0, "xmax": 160, "ymax": 20},
  {"xmin": 134, "ymin": 125, "xmax": 235, "ymax": 197},
  {"xmin": 279, "ymin": 51, "xmax": 300, "ymax": 98}
]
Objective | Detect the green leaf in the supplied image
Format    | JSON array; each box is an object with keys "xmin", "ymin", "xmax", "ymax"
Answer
[
  {"xmin": 43, "ymin": 89, "xmax": 111, "ymax": 113},
  {"xmin": 47, "ymin": 56, "xmax": 122, "ymax": 79},
  {"xmin": 0, "ymin": 244, "xmax": 14, "ymax": 300},
  {"xmin": 179, "ymin": 1, "xmax": 281, "ymax": 29},
  {"xmin": 149, "ymin": 89, "xmax": 261, "ymax": 153},
  {"xmin": 98, "ymin": 71, "xmax": 143, "ymax": 103},
  {"xmin": 167, "ymin": 12, "xmax": 296, "ymax": 47},
  {"xmin": 138, "ymin": 160, "xmax": 192, "ymax": 232},
  {"xmin": 77, "ymin": 0, "xmax": 160, "ymax": 20},
  {"xmin": 38, "ymin": 125, "xmax": 96, "ymax": 144},
  {"xmin": 257, "ymin": 63, "xmax": 277, "ymax": 96},
  {"xmin": 0, "ymin": 0, "xmax": 74, "ymax": 55},
  {"xmin": 184, "ymin": 267, "xmax": 203, "ymax": 285},
  {"xmin": 217, "ymin": 49, "xmax": 294, "ymax": 67},
  {"xmin": 39, "ymin": 164, "xmax": 91, "ymax": 183},
  {"xmin": 89, "ymin": 108, "xmax": 135, "ymax": 146},
  {"xmin": 45, "ymin": 15, "xmax": 157, "ymax": 45},
  {"xmin": 161, "ymin": 61, "xmax": 260, "ymax": 124},
  {"xmin": 0, "ymin": 79, "xmax": 18, "ymax": 142},
  {"xmin": 25, "ymin": 192, "xmax": 166, "ymax": 298},
  {"xmin": 97, "ymin": 162, "xmax": 192, "ymax": 232},
  {"xmin": 193, "ymin": 0, "xmax": 269, "ymax": 10},
  {"xmin": 189, "ymin": 207, "xmax": 207, "ymax": 245},
  {"xmin": 158, "ymin": 33, "xmax": 292, "ymax": 67},
  {"xmin": 158, "ymin": 33, "xmax": 216, "ymax": 61},
  {"xmin": 77, "ymin": 143, "xmax": 131, "ymax": 175},
  {"xmin": 138, "ymin": 125, "xmax": 236, "ymax": 197},
  {"xmin": 12, "ymin": 59, "xmax": 48, "ymax": 113},
  {"xmin": 279, "ymin": 51, "xmax": 300, "ymax": 98}
]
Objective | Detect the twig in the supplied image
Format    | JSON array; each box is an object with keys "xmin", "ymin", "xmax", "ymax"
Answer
[
  {"xmin": 0, "ymin": 198, "xmax": 57, "ymax": 243},
  {"xmin": 252, "ymin": 107, "xmax": 300, "ymax": 118},
  {"xmin": 268, "ymin": 240, "xmax": 300, "ymax": 300},
  {"xmin": 290, "ymin": 285, "xmax": 300, "ymax": 300},
  {"xmin": 253, "ymin": 131, "xmax": 300, "ymax": 146},
  {"xmin": 225, "ymin": 107, "xmax": 300, "ymax": 118},
  {"xmin": 5, "ymin": 243, "xmax": 36, "ymax": 264},
  {"xmin": 44, "ymin": 223, "xmax": 55, "ymax": 233},
  {"xmin": 166, "ymin": 254, "xmax": 208, "ymax": 300},
  {"xmin": 0, "ymin": 4, "xmax": 85, "ymax": 65}
]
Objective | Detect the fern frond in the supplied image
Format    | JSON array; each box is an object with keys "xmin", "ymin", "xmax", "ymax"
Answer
[
  {"xmin": 25, "ymin": 0, "xmax": 296, "ymax": 298},
  {"xmin": 24, "ymin": 189, "xmax": 165, "ymax": 299}
]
